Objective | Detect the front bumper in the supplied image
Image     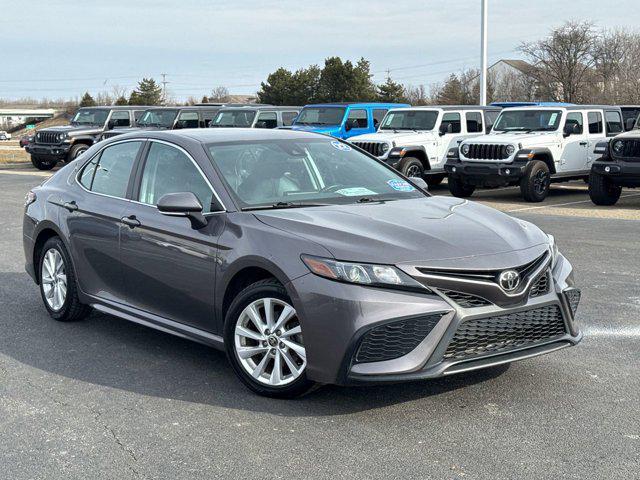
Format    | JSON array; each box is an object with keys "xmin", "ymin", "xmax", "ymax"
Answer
[
  {"xmin": 26, "ymin": 143, "xmax": 71, "ymax": 160},
  {"xmin": 289, "ymin": 254, "xmax": 580, "ymax": 386},
  {"xmin": 592, "ymin": 160, "xmax": 640, "ymax": 187},
  {"xmin": 445, "ymin": 159, "xmax": 526, "ymax": 187}
]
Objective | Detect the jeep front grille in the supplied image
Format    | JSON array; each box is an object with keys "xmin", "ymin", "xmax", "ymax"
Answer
[
  {"xmin": 351, "ymin": 141, "xmax": 387, "ymax": 157},
  {"xmin": 614, "ymin": 139, "xmax": 640, "ymax": 160},
  {"xmin": 35, "ymin": 132, "xmax": 60, "ymax": 144},
  {"xmin": 355, "ymin": 314, "xmax": 442, "ymax": 363},
  {"xmin": 439, "ymin": 289, "xmax": 492, "ymax": 308},
  {"xmin": 465, "ymin": 143, "xmax": 509, "ymax": 160},
  {"xmin": 443, "ymin": 305, "xmax": 566, "ymax": 361}
]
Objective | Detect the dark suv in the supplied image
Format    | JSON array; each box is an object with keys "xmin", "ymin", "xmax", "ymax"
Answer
[
  {"xmin": 100, "ymin": 105, "xmax": 227, "ymax": 141},
  {"xmin": 26, "ymin": 106, "xmax": 148, "ymax": 170},
  {"xmin": 589, "ymin": 130, "xmax": 640, "ymax": 205}
]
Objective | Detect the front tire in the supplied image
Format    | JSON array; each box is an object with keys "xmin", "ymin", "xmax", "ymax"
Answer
[
  {"xmin": 224, "ymin": 279, "xmax": 316, "ymax": 398},
  {"xmin": 448, "ymin": 176, "xmax": 476, "ymax": 197},
  {"xmin": 588, "ymin": 171, "xmax": 622, "ymax": 206},
  {"xmin": 399, "ymin": 157, "xmax": 424, "ymax": 178},
  {"xmin": 31, "ymin": 155, "xmax": 57, "ymax": 170},
  {"xmin": 39, "ymin": 237, "xmax": 91, "ymax": 322},
  {"xmin": 520, "ymin": 160, "xmax": 550, "ymax": 202},
  {"xmin": 69, "ymin": 143, "xmax": 89, "ymax": 161}
]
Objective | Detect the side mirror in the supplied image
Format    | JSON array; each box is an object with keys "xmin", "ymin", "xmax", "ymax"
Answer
[
  {"xmin": 107, "ymin": 120, "xmax": 115, "ymax": 130},
  {"xmin": 254, "ymin": 120, "xmax": 268, "ymax": 129},
  {"xmin": 344, "ymin": 119, "xmax": 354, "ymax": 131},
  {"xmin": 157, "ymin": 192, "xmax": 208, "ymax": 229},
  {"xmin": 439, "ymin": 123, "xmax": 453, "ymax": 136},
  {"xmin": 563, "ymin": 123, "xmax": 580, "ymax": 137},
  {"xmin": 625, "ymin": 118, "xmax": 635, "ymax": 131},
  {"xmin": 409, "ymin": 176, "xmax": 429, "ymax": 192}
]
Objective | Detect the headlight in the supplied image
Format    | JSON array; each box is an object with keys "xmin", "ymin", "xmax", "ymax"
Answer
[
  {"xmin": 548, "ymin": 234, "xmax": 559, "ymax": 269},
  {"xmin": 381, "ymin": 143, "xmax": 390, "ymax": 153},
  {"xmin": 57, "ymin": 132, "xmax": 67, "ymax": 141},
  {"xmin": 301, "ymin": 255, "xmax": 428, "ymax": 291},
  {"xmin": 612, "ymin": 140, "xmax": 624, "ymax": 154},
  {"xmin": 24, "ymin": 190, "xmax": 37, "ymax": 207},
  {"xmin": 506, "ymin": 144, "xmax": 516, "ymax": 156},
  {"xmin": 461, "ymin": 144, "xmax": 470, "ymax": 156}
]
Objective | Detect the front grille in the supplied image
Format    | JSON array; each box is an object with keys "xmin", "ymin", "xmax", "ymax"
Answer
[
  {"xmin": 443, "ymin": 305, "xmax": 566, "ymax": 361},
  {"xmin": 440, "ymin": 289, "xmax": 492, "ymax": 308},
  {"xmin": 564, "ymin": 289, "xmax": 581, "ymax": 316},
  {"xmin": 614, "ymin": 139, "xmax": 640, "ymax": 159},
  {"xmin": 465, "ymin": 143, "xmax": 509, "ymax": 160},
  {"xmin": 351, "ymin": 141, "xmax": 387, "ymax": 157},
  {"xmin": 355, "ymin": 314, "xmax": 442, "ymax": 363},
  {"xmin": 529, "ymin": 272, "xmax": 550, "ymax": 297},
  {"xmin": 35, "ymin": 131, "xmax": 60, "ymax": 144}
]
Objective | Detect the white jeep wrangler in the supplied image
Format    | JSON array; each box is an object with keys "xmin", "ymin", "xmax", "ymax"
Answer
[
  {"xmin": 445, "ymin": 105, "xmax": 625, "ymax": 201},
  {"xmin": 348, "ymin": 106, "xmax": 501, "ymax": 186}
]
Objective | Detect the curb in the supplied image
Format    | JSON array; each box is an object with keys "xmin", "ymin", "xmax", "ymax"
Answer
[{"xmin": 0, "ymin": 163, "xmax": 33, "ymax": 170}]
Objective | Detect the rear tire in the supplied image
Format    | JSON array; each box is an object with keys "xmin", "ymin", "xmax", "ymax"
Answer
[
  {"xmin": 399, "ymin": 157, "xmax": 424, "ymax": 178},
  {"xmin": 588, "ymin": 171, "xmax": 622, "ymax": 206},
  {"xmin": 448, "ymin": 176, "xmax": 475, "ymax": 198},
  {"xmin": 426, "ymin": 173, "xmax": 446, "ymax": 187},
  {"xmin": 224, "ymin": 278, "xmax": 317, "ymax": 398},
  {"xmin": 520, "ymin": 160, "xmax": 550, "ymax": 202},
  {"xmin": 39, "ymin": 237, "xmax": 91, "ymax": 322},
  {"xmin": 31, "ymin": 155, "xmax": 57, "ymax": 170}
]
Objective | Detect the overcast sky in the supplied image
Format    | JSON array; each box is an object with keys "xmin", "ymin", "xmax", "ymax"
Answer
[{"xmin": 2, "ymin": 0, "xmax": 638, "ymax": 101}]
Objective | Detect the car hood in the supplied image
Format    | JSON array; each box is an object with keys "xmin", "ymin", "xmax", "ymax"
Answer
[
  {"xmin": 290, "ymin": 125, "xmax": 340, "ymax": 135},
  {"xmin": 463, "ymin": 132, "xmax": 560, "ymax": 146},
  {"xmin": 39, "ymin": 125, "xmax": 102, "ymax": 136},
  {"xmin": 349, "ymin": 130, "xmax": 437, "ymax": 143},
  {"xmin": 254, "ymin": 197, "xmax": 549, "ymax": 268}
]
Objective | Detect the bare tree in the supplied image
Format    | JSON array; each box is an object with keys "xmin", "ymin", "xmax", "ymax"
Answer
[
  {"xmin": 403, "ymin": 84, "xmax": 429, "ymax": 105},
  {"xmin": 519, "ymin": 21, "xmax": 599, "ymax": 103},
  {"xmin": 209, "ymin": 86, "xmax": 230, "ymax": 103}
]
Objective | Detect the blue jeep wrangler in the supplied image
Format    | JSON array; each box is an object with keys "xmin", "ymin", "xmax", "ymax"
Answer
[{"xmin": 290, "ymin": 102, "xmax": 410, "ymax": 139}]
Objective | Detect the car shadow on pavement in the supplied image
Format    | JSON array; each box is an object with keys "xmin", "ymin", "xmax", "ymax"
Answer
[{"xmin": 0, "ymin": 272, "xmax": 509, "ymax": 417}]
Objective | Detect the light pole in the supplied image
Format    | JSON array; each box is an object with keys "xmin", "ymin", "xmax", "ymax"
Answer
[{"xmin": 479, "ymin": 0, "xmax": 488, "ymax": 106}]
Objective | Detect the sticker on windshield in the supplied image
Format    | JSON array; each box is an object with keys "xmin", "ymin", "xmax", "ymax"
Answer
[
  {"xmin": 387, "ymin": 179, "xmax": 416, "ymax": 192},
  {"xmin": 335, "ymin": 187, "xmax": 377, "ymax": 196},
  {"xmin": 331, "ymin": 140, "xmax": 352, "ymax": 151},
  {"xmin": 548, "ymin": 113, "xmax": 558, "ymax": 126}
]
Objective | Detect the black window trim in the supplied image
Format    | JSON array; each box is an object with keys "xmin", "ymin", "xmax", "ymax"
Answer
[{"xmin": 604, "ymin": 109, "xmax": 624, "ymax": 137}]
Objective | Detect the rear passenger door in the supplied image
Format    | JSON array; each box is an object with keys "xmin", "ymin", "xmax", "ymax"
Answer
[{"xmin": 586, "ymin": 111, "xmax": 605, "ymax": 168}]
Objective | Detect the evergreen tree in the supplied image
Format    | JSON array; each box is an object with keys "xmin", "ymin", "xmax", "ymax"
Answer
[
  {"xmin": 377, "ymin": 77, "xmax": 406, "ymax": 102},
  {"xmin": 128, "ymin": 78, "xmax": 163, "ymax": 105},
  {"xmin": 79, "ymin": 92, "xmax": 96, "ymax": 107},
  {"xmin": 114, "ymin": 95, "xmax": 129, "ymax": 106}
]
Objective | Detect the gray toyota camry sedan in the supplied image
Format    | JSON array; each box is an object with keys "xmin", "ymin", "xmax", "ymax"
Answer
[{"xmin": 23, "ymin": 128, "xmax": 581, "ymax": 397}]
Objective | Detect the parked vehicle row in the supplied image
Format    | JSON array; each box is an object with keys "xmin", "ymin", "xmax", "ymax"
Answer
[{"xmin": 0, "ymin": 130, "xmax": 12, "ymax": 141}]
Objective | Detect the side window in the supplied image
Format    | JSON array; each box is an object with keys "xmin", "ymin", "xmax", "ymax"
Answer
[
  {"xmin": 441, "ymin": 113, "xmax": 461, "ymax": 133},
  {"xmin": 372, "ymin": 109, "xmax": 388, "ymax": 129},
  {"xmin": 138, "ymin": 142, "xmax": 215, "ymax": 213},
  {"xmin": 110, "ymin": 110, "xmax": 131, "ymax": 127},
  {"xmin": 565, "ymin": 112, "xmax": 583, "ymax": 134},
  {"xmin": 347, "ymin": 109, "xmax": 368, "ymax": 129},
  {"xmin": 605, "ymin": 111, "xmax": 623, "ymax": 136},
  {"xmin": 465, "ymin": 112, "xmax": 483, "ymax": 133},
  {"xmin": 588, "ymin": 112, "xmax": 603, "ymax": 134},
  {"xmin": 281, "ymin": 111, "xmax": 299, "ymax": 126},
  {"xmin": 176, "ymin": 111, "xmax": 199, "ymax": 129},
  {"xmin": 202, "ymin": 110, "xmax": 219, "ymax": 127},
  {"xmin": 133, "ymin": 111, "xmax": 145, "ymax": 124},
  {"xmin": 80, "ymin": 141, "xmax": 141, "ymax": 198},
  {"xmin": 256, "ymin": 112, "xmax": 278, "ymax": 129},
  {"xmin": 485, "ymin": 111, "xmax": 500, "ymax": 132}
]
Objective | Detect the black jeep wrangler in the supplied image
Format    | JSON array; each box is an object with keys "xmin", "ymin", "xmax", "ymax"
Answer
[
  {"xmin": 26, "ymin": 106, "xmax": 148, "ymax": 170},
  {"xmin": 589, "ymin": 131, "xmax": 640, "ymax": 205}
]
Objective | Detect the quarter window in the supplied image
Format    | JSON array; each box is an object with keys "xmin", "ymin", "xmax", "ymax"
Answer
[
  {"xmin": 588, "ymin": 112, "xmax": 603, "ymax": 134},
  {"xmin": 565, "ymin": 112, "xmax": 583, "ymax": 134},
  {"xmin": 80, "ymin": 141, "xmax": 141, "ymax": 198},
  {"xmin": 465, "ymin": 112, "xmax": 483, "ymax": 133},
  {"xmin": 281, "ymin": 111, "xmax": 299, "ymax": 126},
  {"xmin": 441, "ymin": 113, "xmax": 461, "ymax": 134},
  {"xmin": 138, "ymin": 142, "xmax": 215, "ymax": 213},
  {"xmin": 605, "ymin": 111, "xmax": 623, "ymax": 135},
  {"xmin": 347, "ymin": 109, "xmax": 368, "ymax": 129}
]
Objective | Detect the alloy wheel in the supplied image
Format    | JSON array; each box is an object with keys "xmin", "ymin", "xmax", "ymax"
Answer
[
  {"xmin": 41, "ymin": 248, "xmax": 67, "ymax": 311},
  {"xmin": 533, "ymin": 170, "xmax": 549, "ymax": 195},
  {"xmin": 406, "ymin": 165, "xmax": 422, "ymax": 177},
  {"xmin": 233, "ymin": 297, "xmax": 306, "ymax": 386}
]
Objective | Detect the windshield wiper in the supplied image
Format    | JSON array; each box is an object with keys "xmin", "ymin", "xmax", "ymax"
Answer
[{"xmin": 242, "ymin": 201, "xmax": 330, "ymax": 211}]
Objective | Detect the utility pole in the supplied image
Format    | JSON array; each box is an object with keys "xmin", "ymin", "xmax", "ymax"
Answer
[
  {"xmin": 479, "ymin": 0, "xmax": 488, "ymax": 106},
  {"xmin": 161, "ymin": 73, "xmax": 168, "ymax": 105}
]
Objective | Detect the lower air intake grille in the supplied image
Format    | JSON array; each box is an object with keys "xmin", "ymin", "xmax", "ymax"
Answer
[
  {"xmin": 564, "ymin": 289, "xmax": 581, "ymax": 316},
  {"xmin": 440, "ymin": 289, "xmax": 492, "ymax": 308},
  {"xmin": 443, "ymin": 305, "xmax": 566, "ymax": 361},
  {"xmin": 529, "ymin": 272, "xmax": 550, "ymax": 297},
  {"xmin": 355, "ymin": 314, "xmax": 442, "ymax": 363}
]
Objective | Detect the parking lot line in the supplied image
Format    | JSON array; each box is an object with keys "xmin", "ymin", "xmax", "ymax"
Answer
[{"xmin": 507, "ymin": 192, "xmax": 640, "ymax": 213}]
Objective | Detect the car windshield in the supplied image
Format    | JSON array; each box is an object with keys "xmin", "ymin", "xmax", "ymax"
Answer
[
  {"xmin": 71, "ymin": 109, "xmax": 109, "ymax": 126},
  {"xmin": 492, "ymin": 109, "xmax": 562, "ymax": 132},
  {"xmin": 293, "ymin": 107, "xmax": 346, "ymax": 127},
  {"xmin": 207, "ymin": 138, "xmax": 425, "ymax": 209},
  {"xmin": 137, "ymin": 109, "xmax": 178, "ymax": 128},
  {"xmin": 379, "ymin": 110, "xmax": 438, "ymax": 131},
  {"xmin": 210, "ymin": 110, "xmax": 257, "ymax": 128}
]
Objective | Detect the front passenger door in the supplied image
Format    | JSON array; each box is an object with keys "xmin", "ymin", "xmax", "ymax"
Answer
[{"xmin": 119, "ymin": 141, "xmax": 224, "ymax": 332}]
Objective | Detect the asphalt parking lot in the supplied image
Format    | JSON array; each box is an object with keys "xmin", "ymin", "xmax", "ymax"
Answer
[{"xmin": 1, "ymin": 167, "xmax": 638, "ymax": 479}]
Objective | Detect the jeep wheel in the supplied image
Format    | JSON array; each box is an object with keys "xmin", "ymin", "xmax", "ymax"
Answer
[
  {"xmin": 426, "ymin": 173, "xmax": 446, "ymax": 187},
  {"xmin": 588, "ymin": 171, "xmax": 622, "ymax": 206},
  {"xmin": 69, "ymin": 144, "xmax": 89, "ymax": 161},
  {"xmin": 31, "ymin": 155, "xmax": 57, "ymax": 170},
  {"xmin": 520, "ymin": 160, "xmax": 550, "ymax": 202},
  {"xmin": 400, "ymin": 157, "xmax": 424, "ymax": 178},
  {"xmin": 448, "ymin": 176, "xmax": 475, "ymax": 198}
]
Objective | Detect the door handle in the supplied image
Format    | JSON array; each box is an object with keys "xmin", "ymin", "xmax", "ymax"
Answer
[
  {"xmin": 579, "ymin": 141, "xmax": 588, "ymax": 146},
  {"xmin": 121, "ymin": 215, "xmax": 141, "ymax": 228},
  {"xmin": 62, "ymin": 201, "xmax": 78, "ymax": 212}
]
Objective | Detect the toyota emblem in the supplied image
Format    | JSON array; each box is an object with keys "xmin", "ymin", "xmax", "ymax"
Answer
[{"xmin": 499, "ymin": 270, "xmax": 520, "ymax": 292}]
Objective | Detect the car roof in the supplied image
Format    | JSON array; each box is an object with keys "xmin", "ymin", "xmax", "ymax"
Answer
[
  {"xmin": 501, "ymin": 105, "xmax": 622, "ymax": 111},
  {"xmin": 78, "ymin": 105, "xmax": 154, "ymax": 110},
  {"xmin": 302, "ymin": 103, "xmax": 410, "ymax": 108},
  {"xmin": 215, "ymin": 106, "xmax": 301, "ymax": 111},
  {"xmin": 388, "ymin": 105, "xmax": 500, "ymax": 112},
  {"xmin": 112, "ymin": 127, "xmax": 330, "ymax": 144}
]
